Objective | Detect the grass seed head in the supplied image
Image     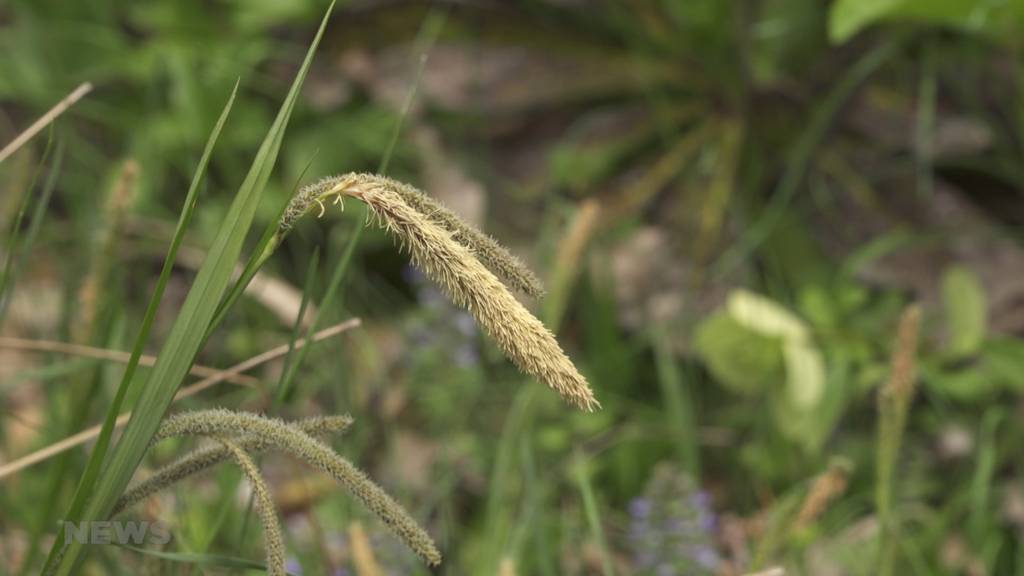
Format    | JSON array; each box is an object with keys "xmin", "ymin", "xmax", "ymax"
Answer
[
  {"xmin": 296, "ymin": 173, "xmax": 599, "ymax": 411},
  {"xmin": 152, "ymin": 409, "xmax": 442, "ymax": 566},
  {"xmin": 114, "ymin": 414, "xmax": 351, "ymax": 516},
  {"xmin": 216, "ymin": 439, "xmax": 286, "ymax": 576}
]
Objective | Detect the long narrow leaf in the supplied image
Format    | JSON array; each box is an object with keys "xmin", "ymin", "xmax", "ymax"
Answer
[
  {"xmin": 42, "ymin": 82, "xmax": 239, "ymax": 574},
  {"xmin": 0, "ymin": 128, "xmax": 55, "ymax": 326},
  {"xmin": 50, "ymin": 5, "xmax": 334, "ymax": 573}
]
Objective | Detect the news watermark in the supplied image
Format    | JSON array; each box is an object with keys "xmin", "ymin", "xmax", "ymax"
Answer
[{"xmin": 61, "ymin": 520, "xmax": 171, "ymax": 546}]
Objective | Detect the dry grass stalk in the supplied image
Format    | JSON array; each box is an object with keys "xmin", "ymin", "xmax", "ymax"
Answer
[
  {"xmin": 112, "ymin": 415, "xmax": 352, "ymax": 516},
  {"xmin": 154, "ymin": 409, "xmax": 442, "ymax": 566},
  {"xmin": 0, "ymin": 82, "xmax": 93, "ymax": 164},
  {"xmin": 215, "ymin": 439, "xmax": 286, "ymax": 576},
  {"xmin": 0, "ymin": 336, "xmax": 258, "ymax": 387},
  {"xmin": 546, "ymin": 198, "xmax": 602, "ymax": 327},
  {"xmin": 284, "ymin": 173, "xmax": 599, "ymax": 411},
  {"xmin": 0, "ymin": 319, "xmax": 360, "ymax": 480},
  {"xmin": 348, "ymin": 521, "xmax": 383, "ymax": 576}
]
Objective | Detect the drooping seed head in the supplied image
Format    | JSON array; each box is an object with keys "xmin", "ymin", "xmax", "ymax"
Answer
[
  {"xmin": 114, "ymin": 414, "xmax": 352, "ymax": 516},
  {"xmin": 281, "ymin": 174, "xmax": 545, "ymax": 297},
  {"xmin": 153, "ymin": 410, "xmax": 442, "ymax": 566},
  {"xmin": 216, "ymin": 439, "xmax": 286, "ymax": 576},
  {"xmin": 310, "ymin": 173, "xmax": 599, "ymax": 411}
]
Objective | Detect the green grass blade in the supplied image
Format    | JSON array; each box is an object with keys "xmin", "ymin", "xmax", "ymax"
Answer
[
  {"xmin": 273, "ymin": 244, "xmax": 319, "ymax": 406},
  {"xmin": 0, "ymin": 139, "xmax": 63, "ymax": 326},
  {"xmin": 117, "ymin": 545, "xmax": 297, "ymax": 575},
  {"xmin": 573, "ymin": 451, "xmax": 615, "ymax": 576},
  {"xmin": 50, "ymin": 5, "xmax": 334, "ymax": 572},
  {"xmin": 713, "ymin": 36, "xmax": 904, "ymax": 278},
  {"xmin": 209, "ymin": 150, "xmax": 320, "ymax": 335},
  {"xmin": 41, "ymin": 81, "xmax": 239, "ymax": 575},
  {"xmin": 0, "ymin": 128, "xmax": 56, "ymax": 327},
  {"xmin": 652, "ymin": 327, "xmax": 699, "ymax": 476}
]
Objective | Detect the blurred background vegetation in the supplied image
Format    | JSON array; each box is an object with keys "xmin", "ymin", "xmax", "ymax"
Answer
[{"xmin": 3, "ymin": 0, "xmax": 1024, "ymax": 574}]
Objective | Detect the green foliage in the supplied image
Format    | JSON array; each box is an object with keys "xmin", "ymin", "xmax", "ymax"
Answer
[
  {"xmin": 829, "ymin": 0, "xmax": 1024, "ymax": 43},
  {"xmin": 694, "ymin": 311, "xmax": 785, "ymax": 396},
  {"xmin": 941, "ymin": 264, "xmax": 987, "ymax": 359},
  {"xmin": 46, "ymin": 6, "xmax": 334, "ymax": 573},
  {"xmin": 4, "ymin": 1, "xmax": 1024, "ymax": 574}
]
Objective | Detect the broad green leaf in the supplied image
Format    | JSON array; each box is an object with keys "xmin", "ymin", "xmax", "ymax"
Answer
[
  {"xmin": 771, "ymin": 357, "xmax": 846, "ymax": 453},
  {"xmin": 829, "ymin": 0, "xmax": 1024, "ymax": 43},
  {"xmin": 982, "ymin": 338, "xmax": 1024, "ymax": 393},
  {"xmin": 717, "ymin": 289, "xmax": 828, "ymax": 429},
  {"xmin": 727, "ymin": 290, "xmax": 825, "ymax": 411},
  {"xmin": 782, "ymin": 340, "xmax": 826, "ymax": 409},
  {"xmin": 727, "ymin": 289, "xmax": 810, "ymax": 342},
  {"xmin": 924, "ymin": 337, "xmax": 1024, "ymax": 401},
  {"xmin": 694, "ymin": 311, "xmax": 785, "ymax": 395},
  {"xmin": 928, "ymin": 366, "xmax": 997, "ymax": 401},
  {"xmin": 942, "ymin": 264, "xmax": 986, "ymax": 358},
  {"xmin": 829, "ymin": 0, "xmax": 903, "ymax": 42}
]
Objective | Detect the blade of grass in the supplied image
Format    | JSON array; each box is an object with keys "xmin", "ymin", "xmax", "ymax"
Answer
[
  {"xmin": 573, "ymin": 451, "xmax": 615, "ymax": 576},
  {"xmin": 0, "ymin": 139, "xmax": 63, "ymax": 325},
  {"xmin": 215, "ymin": 6, "xmax": 445, "ymax": 342},
  {"xmin": 213, "ymin": 200, "xmax": 320, "ymax": 551},
  {"xmin": 208, "ymin": 151, "xmax": 321, "ymax": 335},
  {"xmin": 652, "ymin": 326, "xmax": 699, "ymax": 477},
  {"xmin": 117, "ymin": 545, "xmax": 297, "ymax": 575},
  {"xmin": 273, "ymin": 244, "xmax": 319, "ymax": 406},
  {"xmin": 51, "ymin": 8, "xmax": 336, "ymax": 570},
  {"xmin": 40, "ymin": 81, "xmax": 239, "ymax": 574},
  {"xmin": 238, "ymin": 5, "xmax": 447, "ymax": 557},
  {"xmin": 51, "ymin": 7, "xmax": 334, "ymax": 567},
  {"xmin": 968, "ymin": 409, "xmax": 1002, "ymax": 547},
  {"xmin": 714, "ymin": 36, "xmax": 905, "ymax": 278},
  {"xmin": 0, "ymin": 128, "xmax": 55, "ymax": 327},
  {"xmin": 914, "ymin": 40, "xmax": 936, "ymax": 199}
]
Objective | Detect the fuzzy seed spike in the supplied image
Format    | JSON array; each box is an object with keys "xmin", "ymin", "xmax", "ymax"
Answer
[
  {"xmin": 312, "ymin": 174, "xmax": 598, "ymax": 411},
  {"xmin": 216, "ymin": 439, "xmax": 286, "ymax": 576},
  {"xmin": 113, "ymin": 415, "xmax": 351, "ymax": 516},
  {"xmin": 152, "ymin": 410, "xmax": 442, "ymax": 566}
]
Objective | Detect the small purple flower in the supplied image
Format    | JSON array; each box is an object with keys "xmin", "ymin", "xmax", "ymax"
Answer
[
  {"xmin": 626, "ymin": 465, "xmax": 720, "ymax": 576},
  {"xmin": 285, "ymin": 557, "xmax": 303, "ymax": 575},
  {"xmin": 630, "ymin": 497, "xmax": 653, "ymax": 520}
]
